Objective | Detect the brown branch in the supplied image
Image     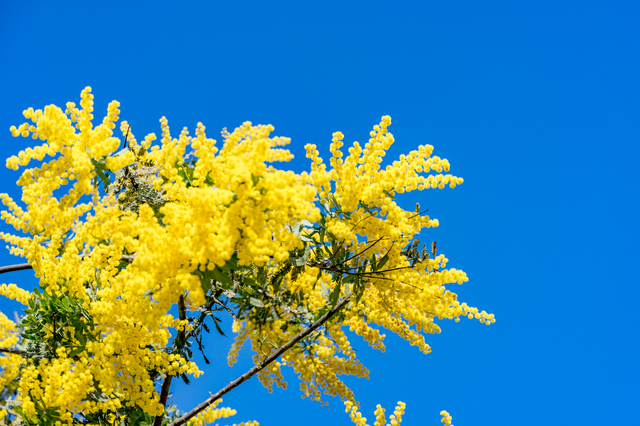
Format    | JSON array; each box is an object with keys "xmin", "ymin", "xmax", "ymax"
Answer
[
  {"xmin": 0, "ymin": 346, "xmax": 85, "ymax": 362},
  {"xmin": 154, "ymin": 294, "xmax": 187, "ymax": 426},
  {"xmin": 167, "ymin": 295, "xmax": 352, "ymax": 426},
  {"xmin": 0, "ymin": 263, "xmax": 32, "ymax": 275},
  {"xmin": 155, "ymin": 375, "xmax": 173, "ymax": 425},
  {"xmin": 0, "ymin": 347, "xmax": 26, "ymax": 355},
  {"xmin": 0, "ymin": 254, "xmax": 136, "ymax": 276}
]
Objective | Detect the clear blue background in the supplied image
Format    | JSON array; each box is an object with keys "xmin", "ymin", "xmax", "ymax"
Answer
[{"xmin": 1, "ymin": 1, "xmax": 639, "ymax": 425}]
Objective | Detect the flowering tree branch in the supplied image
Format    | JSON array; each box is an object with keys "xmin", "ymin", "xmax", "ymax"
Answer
[
  {"xmin": 0, "ymin": 90, "xmax": 495, "ymax": 425},
  {"xmin": 168, "ymin": 295, "xmax": 352, "ymax": 426}
]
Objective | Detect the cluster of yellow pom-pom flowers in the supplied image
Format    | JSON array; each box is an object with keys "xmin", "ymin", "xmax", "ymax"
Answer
[
  {"xmin": 344, "ymin": 400, "xmax": 407, "ymax": 426},
  {"xmin": 0, "ymin": 87, "xmax": 493, "ymax": 425}
]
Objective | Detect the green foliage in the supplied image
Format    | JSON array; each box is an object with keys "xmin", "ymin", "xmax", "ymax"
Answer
[
  {"xmin": 21, "ymin": 286, "xmax": 95, "ymax": 362},
  {"xmin": 12, "ymin": 400, "xmax": 64, "ymax": 426}
]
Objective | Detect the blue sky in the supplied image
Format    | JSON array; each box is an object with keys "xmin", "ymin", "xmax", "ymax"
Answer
[{"xmin": 1, "ymin": 1, "xmax": 639, "ymax": 425}]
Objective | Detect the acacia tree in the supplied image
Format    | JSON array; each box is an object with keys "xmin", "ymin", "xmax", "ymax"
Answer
[{"xmin": 0, "ymin": 88, "xmax": 493, "ymax": 426}]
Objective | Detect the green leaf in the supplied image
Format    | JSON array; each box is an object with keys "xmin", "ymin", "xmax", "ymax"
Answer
[
  {"xmin": 343, "ymin": 275, "xmax": 355, "ymax": 284},
  {"xmin": 211, "ymin": 268, "xmax": 231, "ymax": 286},
  {"xmin": 249, "ymin": 297, "xmax": 265, "ymax": 308},
  {"xmin": 68, "ymin": 346, "xmax": 84, "ymax": 359},
  {"xmin": 75, "ymin": 329, "xmax": 87, "ymax": 346},
  {"xmin": 220, "ymin": 252, "xmax": 240, "ymax": 272},
  {"xmin": 212, "ymin": 319, "xmax": 226, "ymax": 336},
  {"xmin": 377, "ymin": 251, "xmax": 390, "ymax": 271},
  {"xmin": 90, "ymin": 158, "xmax": 112, "ymax": 193},
  {"xmin": 299, "ymin": 234, "xmax": 314, "ymax": 243},
  {"xmin": 328, "ymin": 281, "xmax": 341, "ymax": 308},
  {"xmin": 251, "ymin": 174, "xmax": 262, "ymax": 186},
  {"xmin": 287, "ymin": 257, "xmax": 306, "ymax": 267},
  {"xmin": 256, "ymin": 267, "xmax": 266, "ymax": 286},
  {"xmin": 270, "ymin": 262, "xmax": 292, "ymax": 292},
  {"xmin": 343, "ymin": 283, "xmax": 353, "ymax": 297},
  {"xmin": 313, "ymin": 269, "xmax": 322, "ymax": 289},
  {"xmin": 290, "ymin": 223, "xmax": 302, "ymax": 236},
  {"xmin": 329, "ymin": 194, "xmax": 340, "ymax": 211},
  {"xmin": 355, "ymin": 284, "xmax": 365, "ymax": 305},
  {"xmin": 180, "ymin": 373, "xmax": 191, "ymax": 385},
  {"xmin": 195, "ymin": 269, "xmax": 214, "ymax": 293}
]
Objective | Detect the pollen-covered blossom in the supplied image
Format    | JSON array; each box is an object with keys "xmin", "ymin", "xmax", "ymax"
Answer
[
  {"xmin": 0, "ymin": 283, "xmax": 31, "ymax": 305},
  {"xmin": 343, "ymin": 400, "xmax": 407, "ymax": 426},
  {"xmin": 18, "ymin": 348, "xmax": 94, "ymax": 420},
  {"xmin": 440, "ymin": 410, "xmax": 454, "ymax": 425}
]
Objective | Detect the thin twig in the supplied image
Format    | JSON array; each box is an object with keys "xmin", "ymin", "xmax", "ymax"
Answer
[
  {"xmin": 349, "ymin": 212, "xmax": 376, "ymax": 233},
  {"xmin": 167, "ymin": 295, "xmax": 351, "ymax": 426},
  {"xmin": 337, "ymin": 236, "xmax": 385, "ymax": 267},
  {"xmin": 301, "ymin": 340, "xmax": 332, "ymax": 399},
  {"xmin": 406, "ymin": 208, "xmax": 429, "ymax": 222}
]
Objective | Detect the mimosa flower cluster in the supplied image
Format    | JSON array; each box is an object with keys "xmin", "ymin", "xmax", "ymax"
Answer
[
  {"xmin": 344, "ymin": 400, "xmax": 406, "ymax": 426},
  {"xmin": 0, "ymin": 88, "xmax": 493, "ymax": 425}
]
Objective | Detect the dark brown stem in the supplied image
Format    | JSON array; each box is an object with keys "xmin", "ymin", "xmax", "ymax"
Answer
[
  {"xmin": 167, "ymin": 295, "xmax": 351, "ymax": 426},
  {"xmin": 0, "ymin": 347, "xmax": 26, "ymax": 355},
  {"xmin": 0, "ymin": 263, "xmax": 32, "ymax": 275},
  {"xmin": 154, "ymin": 376, "xmax": 173, "ymax": 426},
  {"xmin": 0, "ymin": 255, "xmax": 136, "ymax": 276},
  {"xmin": 154, "ymin": 294, "xmax": 187, "ymax": 426}
]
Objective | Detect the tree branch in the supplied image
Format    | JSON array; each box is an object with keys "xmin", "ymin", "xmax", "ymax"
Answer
[
  {"xmin": 0, "ymin": 347, "xmax": 26, "ymax": 355},
  {"xmin": 0, "ymin": 263, "xmax": 32, "ymax": 275},
  {"xmin": 154, "ymin": 294, "xmax": 187, "ymax": 426},
  {"xmin": 167, "ymin": 295, "xmax": 352, "ymax": 426},
  {"xmin": 155, "ymin": 375, "xmax": 173, "ymax": 425},
  {"xmin": 0, "ymin": 255, "xmax": 137, "ymax": 276}
]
